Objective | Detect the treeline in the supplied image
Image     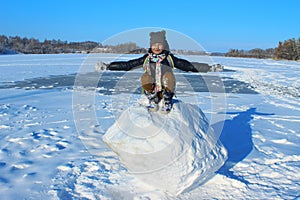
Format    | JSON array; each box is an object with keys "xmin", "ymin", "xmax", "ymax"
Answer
[
  {"xmin": 0, "ymin": 35, "xmax": 147, "ymax": 54},
  {"xmin": 0, "ymin": 35, "xmax": 100, "ymax": 54},
  {"xmin": 225, "ymin": 37, "xmax": 300, "ymax": 61},
  {"xmin": 274, "ymin": 38, "xmax": 300, "ymax": 60},
  {"xmin": 93, "ymin": 42, "xmax": 141, "ymax": 54},
  {"xmin": 1, "ymin": 35, "xmax": 299, "ymax": 61},
  {"xmin": 0, "ymin": 35, "xmax": 210, "ymax": 55},
  {"xmin": 225, "ymin": 48, "xmax": 275, "ymax": 59}
]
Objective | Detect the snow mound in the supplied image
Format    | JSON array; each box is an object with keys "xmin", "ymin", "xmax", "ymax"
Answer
[{"xmin": 103, "ymin": 100, "xmax": 227, "ymax": 196}]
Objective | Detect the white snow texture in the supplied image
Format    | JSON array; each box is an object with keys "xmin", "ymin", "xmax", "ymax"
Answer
[
  {"xmin": 0, "ymin": 54, "xmax": 299, "ymax": 199},
  {"xmin": 103, "ymin": 99, "xmax": 227, "ymax": 196}
]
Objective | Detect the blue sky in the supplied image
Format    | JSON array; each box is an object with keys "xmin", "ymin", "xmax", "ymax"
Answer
[{"xmin": 1, "ymin": 0, "xmax": 299, "ymax": 52}]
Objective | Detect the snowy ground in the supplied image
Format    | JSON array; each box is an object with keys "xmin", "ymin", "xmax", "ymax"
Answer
[{"xmin": 0, "ymin": 54, "xmax": 299, "ymax": 199}]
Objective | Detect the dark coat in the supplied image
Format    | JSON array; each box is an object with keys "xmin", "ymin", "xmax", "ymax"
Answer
[{"xmin": 107, "ymin": 49, "xmax": 211, "ymax": 73}]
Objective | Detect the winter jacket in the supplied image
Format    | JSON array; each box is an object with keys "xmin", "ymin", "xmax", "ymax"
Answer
[{"xmin": 107, "ymin": 49, "xmax": 211, "ymax": 72}]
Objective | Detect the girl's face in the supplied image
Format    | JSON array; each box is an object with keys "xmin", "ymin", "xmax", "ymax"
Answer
[{"xmin": 151, "ymin": 43, "xmax": 164, "ymax": 54}]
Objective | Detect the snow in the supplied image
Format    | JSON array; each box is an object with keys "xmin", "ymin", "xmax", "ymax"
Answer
[
  {"xmin": 0, "ymin": 54, "xmax": 299, "ymax": 199},
  {"xmin": 103, "ymin": 99, "xmax": 227, "ymax": 196}
]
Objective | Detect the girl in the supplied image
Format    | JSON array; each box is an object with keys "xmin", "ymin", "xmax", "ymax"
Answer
[{"xmin": 107, "ymin": 30, "xmax": 209, "ymax": 113}]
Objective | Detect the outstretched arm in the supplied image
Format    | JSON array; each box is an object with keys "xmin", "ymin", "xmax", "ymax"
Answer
[
  {"xmin": 170, "ymin": 54, "xmax": 211, "ymax": 72},
  {"xmin": 107, "ymin": 54, "xmax": 148, "ymax": 71}
]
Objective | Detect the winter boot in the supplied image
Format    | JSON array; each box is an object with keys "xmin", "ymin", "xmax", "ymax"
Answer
[
  {"xmin": 160, "ymin": 90, "xmax": 174, "ymax": 114},
  {"xmin": 160, "ymin": 101, "xmax": 172, "ymax": 114},
  {"xmin": 144, "ymin": 90, "xmax": 159, "ymax": 112}
]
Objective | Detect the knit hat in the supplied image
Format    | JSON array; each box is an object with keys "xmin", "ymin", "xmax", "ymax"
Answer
[{"xmin": 149, "ymin": 30, "xmax": 170, "ymax": 51}]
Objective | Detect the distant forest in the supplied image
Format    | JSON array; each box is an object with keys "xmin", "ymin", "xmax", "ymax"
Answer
[
  {"xmin": 0, "ymin": 35, "xmax": 143, "ymax": 54},
  {"xmin": 226, "ymin": 37, "xmax": 300, "ymax": 61},
  {"xmin": 0, "ymin": 35, "xmax": 299, "ymax": 61}
]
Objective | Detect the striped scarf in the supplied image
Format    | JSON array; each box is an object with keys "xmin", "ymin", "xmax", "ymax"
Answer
[{"xmin": 144, "ymin": 53, "xmax": 166, "ymax": 92}]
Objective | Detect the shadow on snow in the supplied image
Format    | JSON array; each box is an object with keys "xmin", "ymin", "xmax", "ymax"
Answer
[{"xmin": 213, "ymin": 108, "xmax": 274, "ymax": 184}]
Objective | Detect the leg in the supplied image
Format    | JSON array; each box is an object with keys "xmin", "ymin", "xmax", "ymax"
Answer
[
  {"xmin": 162, "ymin": 72, "xmax": 175, "ymax": 92},
  {"xmin": 160, "ymin": 72, "xmax": 175, "ymax": 113},
  {"xmin": 162, "ymin": 72, "xmax": 175, "ymax": 103},
  {"xmin": 141, "ymin": 73, "xmax": 154, "ymax": 92},
  {"xmin": 141, "ymin": 73, "xmax": 159, "ymax": 111}
]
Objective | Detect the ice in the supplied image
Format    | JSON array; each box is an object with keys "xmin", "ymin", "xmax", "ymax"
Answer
[{"xmin": 0, "ymin": 54, "xmax": 299, "ymax": 199}]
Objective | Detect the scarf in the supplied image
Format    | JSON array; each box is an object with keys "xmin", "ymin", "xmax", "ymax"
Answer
[{"xmin": 144, "ymin": 53, "xmax": 166, "ymax": 92}]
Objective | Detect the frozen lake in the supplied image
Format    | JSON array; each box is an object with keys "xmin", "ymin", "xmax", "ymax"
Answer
[{"xmin": 0, "ymin": 53, "xmax": 299, "ymax": 199}]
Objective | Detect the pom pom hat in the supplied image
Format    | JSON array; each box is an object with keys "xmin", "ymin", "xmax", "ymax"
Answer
[{"xmin": 149, "ymin": 30, "xmax": 170, "ymax": 51}]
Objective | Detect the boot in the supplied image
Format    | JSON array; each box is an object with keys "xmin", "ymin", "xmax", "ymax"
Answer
[
  {"xmin": 144, "ymin": 90, "xmax": 159, "ymax": 112},
  {"xmin": 160, "ymin": 90, "xmax": 174, "ymax": 114}
]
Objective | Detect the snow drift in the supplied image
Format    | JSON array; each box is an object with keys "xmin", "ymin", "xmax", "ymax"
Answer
[{"xmin": 103, "ymin": 99, "xmax": 228, "ymax": 196}]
